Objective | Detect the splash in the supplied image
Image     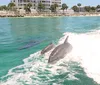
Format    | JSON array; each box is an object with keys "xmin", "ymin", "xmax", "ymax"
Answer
[
  {"xmin": 63, "ymin": 30, "xmax": 100, "ymax": 84},
  {"xmin": 0, "ymin": 50, "xmax": 77, "ymax": 85},
  {"xmin": 1, "ymin": 30, "xmax": 100, "ymax": 85}
]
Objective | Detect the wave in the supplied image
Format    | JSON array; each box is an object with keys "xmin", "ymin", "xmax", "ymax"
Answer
[
  {"xmin": 0, "ymin": 30, "xmax": 100, "ymax": 85},
  {"xmin": 63, "ymin": 30, "xmax": 100, "ymax": 84}
]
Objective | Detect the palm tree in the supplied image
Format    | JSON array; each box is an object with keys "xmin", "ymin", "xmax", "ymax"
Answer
[
  {"xmin": 50, "ymin": 4, "xmax": 58, "ymax": 13},
  {"xmin": 96, "ymin": 5, "xmax": 100, "ymax": 10},
  {"xmin": 24, "ymin": 5, "xmax": 29, "ymax": 13},
  {"xmin": 96, "ymin": 5, "xmax": 100, "ymax": 12},
  {"xmin": 38, "ymin": 2, "xmax": 45, "ymax": 12},
  {"xmin": 24, "ymin": 3, "xmax": 32, "ymax": 13},
  {"xmin": 8, "ymin": 2, "xmax": 16, "ymax": 11},
  {"xmin": 27, "ymin": 3, "xmax": 32, "ymax": 8},
  {"xmin": 72, "ymin": 5, "xmax": 79, "ymax": 12},
  {"xmin": 61, "ymin": 3, "xmax": 68, "ymax": 14},
  {"xmin": 77, "ymin": 3, "xmax": 81, "ymax": 12},
  {"xmin": 54, "ymin": 3, "xmax": 58, "ymax": 13},
  {"xmin": 50, "ymin": 5, "xmax": 55, "ymax": 12}
]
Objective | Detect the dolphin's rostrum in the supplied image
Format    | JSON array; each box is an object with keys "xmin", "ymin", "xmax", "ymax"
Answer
[{"xmin": 48, "ymin": 36, "xmax": 72, "ymax": 64}]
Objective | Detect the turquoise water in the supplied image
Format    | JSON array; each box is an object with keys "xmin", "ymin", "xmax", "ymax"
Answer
[{"xmin": 0, "ymin": 17, "xmax": 100, "ymax": 85}]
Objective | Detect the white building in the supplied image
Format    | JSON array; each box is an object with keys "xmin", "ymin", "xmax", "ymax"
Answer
[{"xmin": 11, "ymin": 0, "xmax": 61, "ymax": 12}]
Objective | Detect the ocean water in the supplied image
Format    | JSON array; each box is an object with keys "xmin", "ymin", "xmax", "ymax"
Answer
[{"xmin": 0, "ymin": 17, "xmax": 100, "ymax": 85}]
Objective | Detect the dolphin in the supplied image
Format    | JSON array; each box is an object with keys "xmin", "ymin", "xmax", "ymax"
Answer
[
  {"xmin": 19, "ymin": 40, "xmax": 44, "ymax": 50},
  {"xmin": 41, "ymin": 43, "xmax": 55, "ymax": 54},
  {"xmin": 48, "ymin": 36, "xmax": 72, "ymax": 64}
]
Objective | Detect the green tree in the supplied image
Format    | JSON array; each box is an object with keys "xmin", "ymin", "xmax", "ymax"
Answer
[
  {"xmin": 96, "ymin": 5, "xmax": 100, "ymax": 9},
  {"xmin": 77, "ymin": 3, "xmax": 81, "ymax": 7},
  {"xmin": 50, "ymin": 5, "xmax": 55, "ymax": 12},
  {"xmin": 50, "ymin": 4, "xmax": 58, "ymax": 13},
  {"xmin": 24, "ymin": 5, "xmax": 29, "ymax": 13},
  {"xmin": 50, "ymin": 3, "xmax": 58, "ymax": 13},
  {"xmin": 24, "ymin": 3, "xmax": 32, "ymax": 13},
  {"xmin": 8, "ymin": 2, "xmax": 16, "ymax": 11},
  {"xmin": 54, "ymin": 3, "xmax": 58, "ymax": 12},
  {"xmin": 84, "ymin": 6, "xmax": 91, "ymax": 12},
  {"xmin": 38, "ymin": 2, "xmax": 45, "ymax": 12},
  {"xmin": 91, "ymin": 6, "xmax": 96, "ymax": 12},
  {"xmin": 72, "ymin": 5, "xmax": 79, "ymax": 12},
  {"xmin": 96, "ymin": 5, "xmax": 100, "ymax": 12},
  {"xmin": 27, "ymin": 3, "xmax": 32, "ymax": 9},
  {"xmin": 23, "ymin": 0, "xmax": 27, "ymax": 2},
  {"xmin": 0, "ymin": 5, "xmax": 8, "ymax": 10},
  {"xmin": 77, "ymin": 3, "xmax": 81, "ymax": 12},
  {"xmin": 61, "ymin": 3, "xmax": 68, "ymax": 14},
  {"xmin": 0, "ymin": 6, "xmax": 3, "ymax": 10}
]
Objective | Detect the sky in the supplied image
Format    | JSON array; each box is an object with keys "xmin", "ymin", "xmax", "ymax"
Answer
[{"xmin": 0, "ymin": 0, "xmax": 99, "ymax": 7}]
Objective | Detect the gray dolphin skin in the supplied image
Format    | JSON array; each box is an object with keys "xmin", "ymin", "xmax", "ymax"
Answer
[
  {"xmin": 19, "ymin": 40, "xmax": 43, "ymax": 50},
  {"xmin": 48, "ymin": 36, "xmax": 72, "ymax": 64},
  {"xmin": 41, "ymin": 43, "xmax": 55, "ymax": 54}
]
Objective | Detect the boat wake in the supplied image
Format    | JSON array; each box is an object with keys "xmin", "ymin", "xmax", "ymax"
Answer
[{"xmin": 0, "ymin": 30, "xmax": 100, "ymax": 85}]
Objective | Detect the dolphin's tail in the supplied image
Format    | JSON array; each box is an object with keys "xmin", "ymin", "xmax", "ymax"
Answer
[{"xmin": 64, "ymin": 36, "xmax": 69, "ymax": 44}]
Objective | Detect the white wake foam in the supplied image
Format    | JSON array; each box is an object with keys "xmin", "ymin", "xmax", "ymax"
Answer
[
  {"xmin": 62, "ymin": 30, "xmax": 100, "ymax": 84},
  {"xmin": 1, "ymin": 30, "xmax": 100, "ymax": 85}
]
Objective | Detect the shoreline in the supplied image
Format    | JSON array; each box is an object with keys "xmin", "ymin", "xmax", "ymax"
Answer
[{"xmin": 0, "ymin": 13, "xmax": 100, "ymax": 18}]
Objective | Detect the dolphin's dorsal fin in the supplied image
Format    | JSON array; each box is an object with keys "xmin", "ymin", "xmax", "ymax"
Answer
[{"xmin": 64, "ymin": 36, "xmax": 69, "ymax": 44}]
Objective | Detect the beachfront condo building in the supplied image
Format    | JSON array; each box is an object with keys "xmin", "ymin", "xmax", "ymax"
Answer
[{"xmin": 11, "ymin": 0, "xmax": 61, "ymax": 12}]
